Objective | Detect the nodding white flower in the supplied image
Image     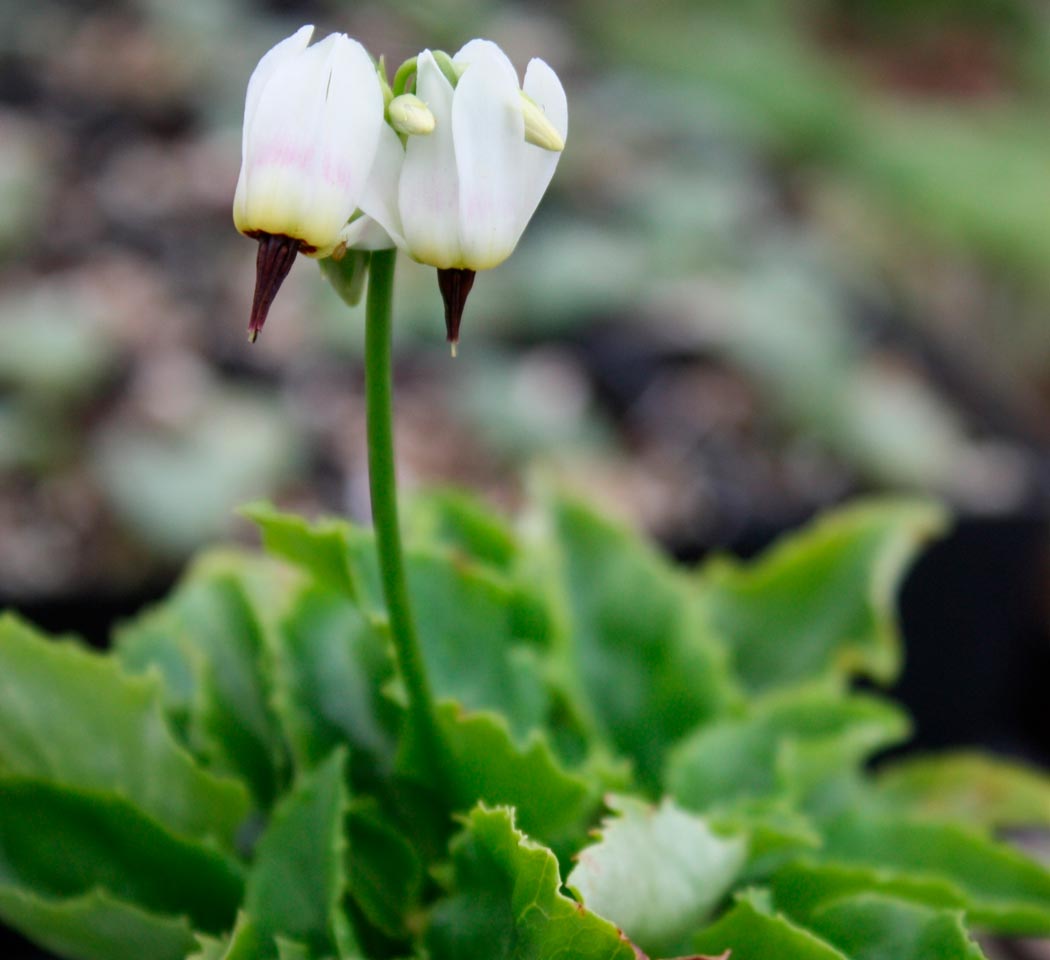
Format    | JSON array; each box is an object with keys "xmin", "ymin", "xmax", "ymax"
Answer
[
  {"xmin": 360, "ymin": 39, "xmax": 568, "ymax": 346},
  {"xmin": 233, "ymin": 25, "xmax": 385, "ymax": 340}
]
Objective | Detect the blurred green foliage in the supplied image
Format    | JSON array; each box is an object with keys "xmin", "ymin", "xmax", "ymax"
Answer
[{"xmin": 2, "ymin": 491, "xmax": 1050, "ymax": 959}]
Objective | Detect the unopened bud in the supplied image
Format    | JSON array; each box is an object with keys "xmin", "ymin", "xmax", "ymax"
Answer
[
  {"xmin": 387, "ymin": 94, "xmax": 436, "ymax": 136},
  {"xmin": 520, "ymin": 92, "xmax": 564, "ymax": 152}
]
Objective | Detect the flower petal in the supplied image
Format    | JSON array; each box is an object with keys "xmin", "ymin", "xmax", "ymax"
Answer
[
  {"xmin": 339, "ymin": 216, "xmax": 395, "ymax": 250},
  {"xmin": 242, "ymin": 25, "xmax": 315, "ymax": 158},
  {"xmin": 234, "ymin": 25, "xmax": 314, "ymax": 232},
  {"xmin": 235, "ymin": 33, "xmax": 383, "ymax": 255},
  {"xmin": 452, "ymin": 49, "xmax": 526, "ymax": 269},
  {"xmin": 514, "ymin": 58, "xmax": 567, "ymax": 239},
  {"xmin": 398, "ymin": 50, "xmax": 461, "ymax": 268},
  {"xmin": 313, "ymin": 35, "xmax": 385, "ymax": 244},
  {"xmin": 357, "ymin": 122, "xmax": 406, "ymax": 248},
  {"xmin": 453, "ymin": 39, "xmax": 518, "ymax": 87}
]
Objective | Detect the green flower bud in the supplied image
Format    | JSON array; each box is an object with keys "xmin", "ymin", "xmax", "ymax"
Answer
[
  {"xmin": 387, "ymin": 94, "xmax": 436, "ymax": 136},
  {"xmin": 520, "ymin": 91, "xmax": 564, "ymax": 152}
]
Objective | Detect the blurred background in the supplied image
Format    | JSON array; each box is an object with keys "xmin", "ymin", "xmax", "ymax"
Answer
[{"xmin": 3, "ymin": 0, "xmax": 1050, "ymax": 766}]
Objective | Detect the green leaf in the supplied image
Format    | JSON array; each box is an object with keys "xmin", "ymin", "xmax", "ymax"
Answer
[
  {"xmin": 692, "ymin": 888, "xmax": 847, "ymax": 959},
  {"xmin": 539, "ymin": 495, "xmax": 737, "ymax": 786},
  {"xmin": 273, "ymin": 586, "xmax": 399, "ymax": 778},
  {"xmin": 346, "ymin": 799, "xmax": 424, "ymax": 938},
  {"xmin": 422, "ymin": 703, "xmax": 597, "ymax": 846},
  {"xmin": 0, "ymin": 614, "xmax": 250, "ymax": 847},
  {"xmin": 208, "ymin": 911, "xmax": 348, "ymax": 960},
  {"xmin": 710, "ymin": 799, "xmax": 822, "ymax": 879},
  {"xmin": 189, "ymin": 913, "xmax": 266, "ymax": 960},
  {"xmin": 697, "ymin": 500, "xmax": 946, "ymax": 691},
  {"xmin": 667, "ymin": 684, "xmax": 909, "ymax": 812},
  {"xmin": 245, "ymin": 503, "xmax": 360, "ymax": 599},
  {"xmin": 0, "ymin": 776, "xmax": 243, "ymax": 933},
  {"xmin": 819, "ymin": 812, "xmax": 1050, "ymax": 934},
  {"xmin": 567, "ymin": 795, "xmax": 746, "ymax": 956},
  {"xmin": 186, "ymin": 932, "xmax": 230, "ymax": 960},
  {"xmin": 117, "ymin": 551, "xmax": 290, "ymax": 808},
  {"xmin": 426, "ymin": 805, "xmax": 637, "ymax": 960},
  {"xmin": 803, "ymin": 894, "xmax": 988, "ymax": 960},
  {"xmin": 406, "ymin": 488, "xmax": 519, "ymax": 571},
  {"xmin": 875, "ymin": 751, "xmax": 1050, "ymax": 829},
  {"xmin": 275, "ymin": 938, "xmax": 313, "ymax": 960},
  {"xmin": 0, "ymin": 887, "xmax": 197, "ymax": 960},
  {"xmin": 394, "ymin": 547, "xmax": 552, "ymax": 738},
  {"xmin": 246, "ymin": 749, "xmax": 354, "ymax": 957},
  {"xmin": 771, "ymin": 860, "xmax": 970, "ymax": 922},
  {"xmin": 248, "ymin": 506, "xmax": 552, "ymax": 740},
  {"xmin": 112, "ymin": 609, "xmax": 197, "ymax": 740}
]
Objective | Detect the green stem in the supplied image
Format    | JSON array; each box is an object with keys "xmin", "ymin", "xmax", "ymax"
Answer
[{"xmin": 364, "ymin": 249, "xmax": 442, "ymax": 772}]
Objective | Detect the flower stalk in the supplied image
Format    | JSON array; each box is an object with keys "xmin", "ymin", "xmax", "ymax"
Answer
[{"xmin": 364, "ymin": 249, "xmax": 444, "ymax": 776}]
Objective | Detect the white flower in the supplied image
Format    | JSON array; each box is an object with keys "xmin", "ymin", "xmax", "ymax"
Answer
[
  {"xmin": 233, "ymin": 25, "xmax": 385, "ymax": 339},
  {"xmin": 359, "ymin": 40, "xmax": 567, "ymax": 345},
  {"xmin": 365, "ymin": 40, "xmax": 567, "ymax": 273}
]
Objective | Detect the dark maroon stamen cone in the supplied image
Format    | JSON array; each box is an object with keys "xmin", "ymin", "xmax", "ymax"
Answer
[
  {"xmin": 248, "ymin": 233, "xmax": 300, "ymax": 342},
  {"xmin": 437, "ymin": 268, "xmax": 476, "ymax": 349}
]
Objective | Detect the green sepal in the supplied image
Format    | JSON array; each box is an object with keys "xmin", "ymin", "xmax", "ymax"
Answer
[{"xmin": 320, "ymin": 251, "xmax": 371, "ymax": 309}]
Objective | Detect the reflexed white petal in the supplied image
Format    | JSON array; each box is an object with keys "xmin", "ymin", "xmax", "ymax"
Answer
[
  {"xmin": 452, "ymin": 52, "xmax": 526, "ymax": 269},
  {"xmin": 235, "ymin": 35, "xmax": 334, "ymax": 245},
  {"xmin": 235, "ymin": 25, "xmax": 315, "ymax": 233},
  {"xmin": 358, "ymin": 122, "xmax": 406, "ymax": 248},
  {"xmin": 514, "ymin": 58, "xmax": 567, "ymax": 238},
  {"xmin": 313, "ymin": 35, "xmax": 384, "ymax": 241},
  {"xmin": 339, "ymin": 215, "xmax": 395, "ymax": 251},
  {"xmin": 453, "ymin": 39, "xmax": 518, "ymax": 88},
  {"xmin": 235, "ymin": 32, "xmax": 383, "ymax": 255},
  {"xmin": 399, "ymin": 50, "xmax": 461, "ymax": 268},
  {"xmin": 242, "ymin": 25, "xmax": 314, "ymax": 156}
]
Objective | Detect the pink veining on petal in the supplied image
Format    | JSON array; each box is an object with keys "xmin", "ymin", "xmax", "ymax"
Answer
[
  {"xmin": 321, "ymin": 154, "xmax": 355, "ymax": 190},
  {"xmin": 463, "ymin": 195, "xmax": 493, "ymax": 221},
  {"xmin": 253, "ymin": 141, "xmax": 317, "ymax": 172},
  {"xmin": 251, "ymin": 142, "xmax": 355, "ymax": 190}
]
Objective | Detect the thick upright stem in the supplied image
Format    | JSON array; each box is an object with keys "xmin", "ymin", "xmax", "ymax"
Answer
[{"xmin": 364, "ymin": 249, "xmax": 442, "ymax": 771}]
